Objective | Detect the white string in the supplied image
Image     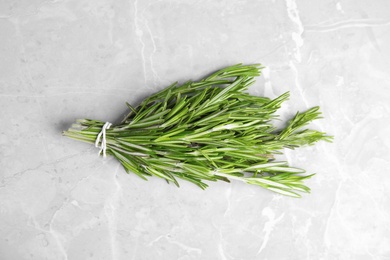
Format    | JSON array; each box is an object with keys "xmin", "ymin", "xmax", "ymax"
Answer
[{"xmin": 95, "ymin": 122, "xmax": 112, "ymax": 157}]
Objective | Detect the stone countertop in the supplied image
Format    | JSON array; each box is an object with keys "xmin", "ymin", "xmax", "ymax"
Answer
[{"xmin": 1, "ymin": 0, "xmax": 389, "ymax": 259}]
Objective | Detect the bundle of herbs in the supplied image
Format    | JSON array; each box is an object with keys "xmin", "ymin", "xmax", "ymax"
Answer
[{"xmin": 64, "ymin": 64, "xmax": 332, "ymax": 197}]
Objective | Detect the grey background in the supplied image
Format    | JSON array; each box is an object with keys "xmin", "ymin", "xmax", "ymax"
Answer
[{"xmin": 1, "ymin": 0, "xmax": 390, "ymax": 259}]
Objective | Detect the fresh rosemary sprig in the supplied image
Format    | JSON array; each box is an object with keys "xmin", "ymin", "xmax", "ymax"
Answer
[{"xmin": 64, "ymin": 64, "xmax": 332, "ymax": 197}]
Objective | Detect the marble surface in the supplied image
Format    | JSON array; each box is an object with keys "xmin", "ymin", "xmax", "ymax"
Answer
[{"xmin": 1, "ymin": 0, "xmax": 390, "ymax": 259}]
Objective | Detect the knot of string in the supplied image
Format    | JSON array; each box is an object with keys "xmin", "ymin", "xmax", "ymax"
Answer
[{"xmin": 95, "ymin": 122, "xmax": 112, "ymax": 157}]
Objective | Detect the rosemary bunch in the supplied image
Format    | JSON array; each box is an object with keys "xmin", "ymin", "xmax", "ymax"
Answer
[{"xmin": 64, "ymin": 64, "xmax": 332, "ymax": 197}]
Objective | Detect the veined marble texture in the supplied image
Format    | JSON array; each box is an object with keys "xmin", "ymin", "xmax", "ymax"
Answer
[{"xmin": 1, "ymin": 0, "xmax": 390, "ymax": 259}]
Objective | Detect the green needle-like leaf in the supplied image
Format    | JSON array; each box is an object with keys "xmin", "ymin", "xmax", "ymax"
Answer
[{"xmin": 63, "ymin": 64, "xmax": 332, "ymax": 197}]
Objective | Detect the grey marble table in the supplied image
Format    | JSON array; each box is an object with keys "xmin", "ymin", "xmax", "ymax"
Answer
[{"xmin": 1, "ymin": 0, "xmax": 389, "ymax": 259}]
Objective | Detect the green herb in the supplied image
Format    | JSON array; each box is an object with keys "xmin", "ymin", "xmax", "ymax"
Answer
[{"xmin": 63, "ymin": 64, "xmax": 332, "ymax": 197}]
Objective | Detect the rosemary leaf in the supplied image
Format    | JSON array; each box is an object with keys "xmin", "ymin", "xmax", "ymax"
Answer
[{"xmin": 63, "ymin": 64, "xmax": 332, "ymax": 197}]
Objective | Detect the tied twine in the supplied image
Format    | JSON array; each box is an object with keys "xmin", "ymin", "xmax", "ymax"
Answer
[{"xmin": 95, "ymin": 122, "xmax": 112, "ymax": 157}]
